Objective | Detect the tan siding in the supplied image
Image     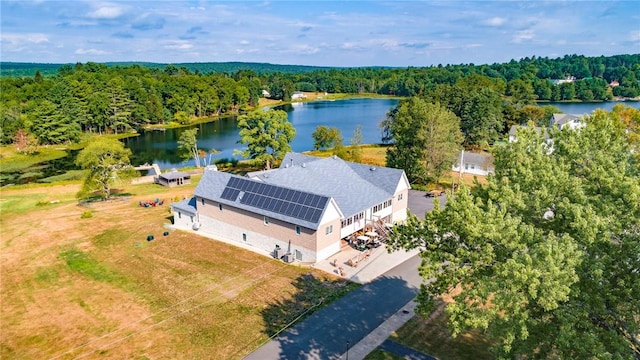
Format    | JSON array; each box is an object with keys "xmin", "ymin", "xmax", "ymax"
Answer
[{"xmin": 198, "ymin": 197, "xmax": 318, "ymax": 252}]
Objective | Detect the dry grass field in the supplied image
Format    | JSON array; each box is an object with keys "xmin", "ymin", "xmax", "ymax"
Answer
[{"xmin": 0, "ymin": 177, "xmax": 356, "ymax": 359}]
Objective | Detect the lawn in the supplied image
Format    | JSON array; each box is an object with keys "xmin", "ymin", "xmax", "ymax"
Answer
[
  {"xmin": 0, "ymin": 177, "xmax": 357, "ymax": 359},
  {"xmin": 387, "ymin": 305, "xmax": 494, "ymax": 360}
]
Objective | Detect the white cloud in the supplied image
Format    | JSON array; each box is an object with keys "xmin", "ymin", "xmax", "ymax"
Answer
[
  {"xmin": 75, "ymin": 48, "xmax": 108, "ymax": 55},
  {"xmin": 629, "ymin": 30, "xmax": 640, "ymax": 42},
  {"xmin": 1, "ymin": 33, "xmax": 49, "ymax": 44},
  {"xmin": 484, "ymin": 17, "xmax": 506, "ymax": 26},
  {"xmin": 512, "ymin": 29, "xmax": 534, "ymax": 43},
  {"xmin": 239, "ymin": 40, "xmax": 250, "ymax": 45},
  {"xmin": 87, "ymin": 3, "xmax": 125, "ymax": 19},
  {"xmin": 290, "ymin": 44, "xmax": 320, "ymax": 55},
  {"xmin": 1, "ymin": 33, "xmax": 49, "ymax": 52},
  {"xmin": 235, "ymin": 48, "xmax": 259, "ymax": 54},
  {"xmin": 164, "ymin": 41, "xmax": 194, "ymax": 50}
]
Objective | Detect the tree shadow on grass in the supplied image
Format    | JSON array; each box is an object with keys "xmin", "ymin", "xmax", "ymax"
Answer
[{"xmin": 247, "ymin": 274, "xmax": 418, "ymax": 360}]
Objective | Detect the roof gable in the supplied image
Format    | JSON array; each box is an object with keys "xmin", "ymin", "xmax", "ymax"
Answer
[
  {"xmin": 257, "ymin": 153, "xmax": 406, "ymax": 218},
  {"xmin": 194, "ymin": 170, "xmax": 332, "ymax": 229}
]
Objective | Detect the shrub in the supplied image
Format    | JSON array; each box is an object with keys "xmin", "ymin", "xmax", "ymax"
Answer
[{"xmin": 81, "ymin": 210, "xmax": 93, "ymax": 219}]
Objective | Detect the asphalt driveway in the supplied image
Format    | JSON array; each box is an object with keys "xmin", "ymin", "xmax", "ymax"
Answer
[{"xmin": 407, "ymin": 189, "xmax": 447, "ymax": 219}]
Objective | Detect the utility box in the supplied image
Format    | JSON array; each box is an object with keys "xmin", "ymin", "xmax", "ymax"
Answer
[
  {"xmin": 274, "ymin": 247, "xmax": 285, "ymax": 259},
  {"xmin": 283, "ymin": 253, "xmax": 294, "ymax": 263}
]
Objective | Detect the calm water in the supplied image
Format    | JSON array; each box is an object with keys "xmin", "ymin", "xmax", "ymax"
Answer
[
  {"xmin": 123, "ymin": 98, "xmax": 399, "ymax": 169},
  {"xmin": 3, "ymin": 98, "xmax": 638, "ymax": 185},
  {"xmin": 123, "ymin": 98, "xmax": 638, "ymax": 170},
  {"xmin": 544, "ymin": 100, "xmax": 638, "ymax": 114}
]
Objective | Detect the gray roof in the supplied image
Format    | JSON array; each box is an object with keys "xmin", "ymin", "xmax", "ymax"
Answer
[
  {"xmin": 457, "ymin": 151, "xmax": 493, "ymax": 167},
  {"xmin": 194, "ymin": 169, "xmax": 328, "ymax": 229},
  {"xmin": 250, "ymin": 153, "xmax": 407, "ymax": 218},
  {"xmin": 550, "ymin": 113, "xmax": 585, "ymax": 127},
  {"xmin": 171, "ymin": 197, "xmax": 197, "ymax": 215},
  {"xmin": 159, "ymin": 170, "xmax": 190, "ymax": 180},
  {"xmin": 509, "ymin": 125, "xmax": 550, "ymax": 140}
]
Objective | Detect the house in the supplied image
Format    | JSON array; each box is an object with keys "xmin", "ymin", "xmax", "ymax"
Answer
[
  {"xmin": 452, "ymin": 151, "xmax": 494, "ymax": 176},
  {"xmin": 291, "ymin": 91, "xmax": 306, "ymax": 100},
  {"xmin": 262, "ymin": 89, "xmax": 271, "ymax": 98},
  {"xmin": 550, "ymin": 113, "xmax": 586, "ymax": 130},
  {"xmin": 508, "ymin": 125, "xmax": 549, "ymax": 143},
  {"xmin": 609, "ymin": 80, "xmax": 620, "ymax": 87},
  {"xmin": 156, "ymin": 169, "xmax": 191, "ymax": 187},
  {"xmin": 171, "ymin": 153, "xmax": 410, "ymax": 263},
  {"xmin": 550, "ymin": 76, "xmax": 576, "ymax": 85}
]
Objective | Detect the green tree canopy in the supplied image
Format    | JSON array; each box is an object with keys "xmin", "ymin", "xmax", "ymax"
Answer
[
  {"xmin": 236, "ymin": 109, "xmax": 295, "ymax": 169},
  {"xmin": 76, "ymin": 137, "xmax": 133, "ymax": 200},
  {"xmin": 177, "ymin": 128, "xmax": 201, "ymax": 167},
  {"xmin": 312, "ymin": 125, "xmax": 342, "ymax": 150},
  {"xmin": 388, "ymin": 107, "xmax": 640, "ymax": 358},
  {"xmin": 384, "ymin": 97, "xmax": 463, "ymax": 184}
]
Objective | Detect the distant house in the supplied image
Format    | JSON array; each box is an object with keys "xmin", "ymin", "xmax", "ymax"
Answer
[
  {"xmin": 291, "ymin": 91, "xmax": 306, "ymax": 100},
  {"xmin": 508, "ymin": 125, "xmax": 549, "ymax": 143},
  {"xmin": 609, "ymin": 80, "xmax": 620, "ymax": 87},
  {"xmin": 550, "ymin": 113, "xmax": 586, "ymax": 130},
  {"xmin": 156, "ymin": 169, "xmax": 191, "ymax": 187},
  {"xmin": 262, "ymin": 89, "xmax": 271, "ymax": 98},
  {"xmin": 452, "ymin": 151, "xmax": 494, "ymax": 176},
  {"xmin": 171, "ymin": 153, "xmax": 410, "ymax": 263},
  {"xmin": 550, "ymin": 76, "xmax": 576, "ymax": 85}
]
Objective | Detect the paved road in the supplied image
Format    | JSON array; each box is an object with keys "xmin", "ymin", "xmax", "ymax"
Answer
[{"xmin": 245, "ymin": 255, "xmax": 423, "ymax": 360}]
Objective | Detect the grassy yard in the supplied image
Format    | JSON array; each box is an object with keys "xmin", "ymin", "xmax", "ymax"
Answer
[
  {"xmin": 0, "ymin": 177, "xmax": 357, "ymax": 359},
  {"xmin": 379, "ymin": 306, "xmax": 494, "ymax": 360}
]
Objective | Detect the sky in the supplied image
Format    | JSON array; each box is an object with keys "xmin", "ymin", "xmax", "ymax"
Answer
[{"xmin": 1, "ymin": 1, "xmax": 639, "ymax": 67}]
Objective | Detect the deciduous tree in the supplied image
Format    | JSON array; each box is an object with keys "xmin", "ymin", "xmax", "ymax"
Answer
[
  {"xmin": 76, "ymin": 138, "xmax": 133, "ymax": 200},
  {"xmin": 387, "ymin": 109, "xmax": 640, "ymax": 358},
  {"xmin": 385, "ymin": 97, "xmax": 463, "ymax": 183},
  {"xmin": 312, "ymin": 125, "xmax": 342, "ymax": 150},
  {"xmin": 177, "ymin": 128, "xmax": 201, "ymax": 167},
  {"xmin": 236, "ymin": 109, "xmax": 295, "ymax": 169}
]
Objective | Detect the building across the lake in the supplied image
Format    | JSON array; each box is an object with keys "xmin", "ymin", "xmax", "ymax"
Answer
[{"xmin": 171, "ymin": 153, "xmax": 410, "ymax": 263}]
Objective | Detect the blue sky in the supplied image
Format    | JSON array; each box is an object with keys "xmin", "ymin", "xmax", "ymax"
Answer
[{"xmin": 1, "ymin": 1, "xmax": 639, "ymax": 67}]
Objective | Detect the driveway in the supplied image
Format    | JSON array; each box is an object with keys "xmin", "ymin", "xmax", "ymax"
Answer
[
  {"xmin": 407, "ymin": 189, "xmax": 447, "ymax": 219},
  {"xmin": 244, "ymin": 255, "xmax": 423, "ymax": 360}
]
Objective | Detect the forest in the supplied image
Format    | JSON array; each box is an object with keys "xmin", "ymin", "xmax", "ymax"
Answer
[{"xmin": 1, "ymin": 53, "xmax": 638, "ymax": 146}]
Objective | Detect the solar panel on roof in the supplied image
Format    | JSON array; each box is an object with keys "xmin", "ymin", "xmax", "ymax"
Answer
[{"xmin": 220, "ymin": 176, "xmax": 327, "ymax": 223}]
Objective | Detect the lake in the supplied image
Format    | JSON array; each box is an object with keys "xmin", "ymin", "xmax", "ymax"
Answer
[
  {"xmin": 2, "ymin": 98, "xmax": 638, "ymax": 185},
  {"xmin": 123, "ymin": 98, "xmax": 639, "ymax": 170},
  {"xmin": 123, "ymin": 98, "xmax": 400, "ymax": 169}
]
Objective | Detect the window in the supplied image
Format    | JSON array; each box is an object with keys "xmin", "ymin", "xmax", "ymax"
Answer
[
  {"xmin": 295, "ymin": 226, "xmax": 301, "ymax": 235},
  {"xmin": 242, "ymin": 233, "xmax": 247, "ymax": 241},
  {"xmin": 398, "ymin": 193, "xmax": 403, "ymax": 201},
  {"xmin": 465, "ymin": 164, "xmax": 469, "ymax": 170},
  {"xmin": 325, "ymin": 225, "xmax": 333, "ymax": 235},
  {"xmin": 219, "ymin": 203, "xmax": 223, "ymax": 211},
  {"xmin": 264, "ymin": 216, "xmax": 269, "ymax": 225},
  {"xmin": 201, "ymin": 198, "xmax": 205, "ymax": 206},
  {"xmin": 190, "ymin": 216, "xmax": 193, "ymax": 222},
  {"xmin": 178, "ymin": 212, "xmax": 181, "ymax": 219}
]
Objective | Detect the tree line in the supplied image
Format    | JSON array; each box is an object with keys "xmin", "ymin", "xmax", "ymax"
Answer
[{"xmin": 1, "ymin": 54, "xmax": 638, "ymax": 147}]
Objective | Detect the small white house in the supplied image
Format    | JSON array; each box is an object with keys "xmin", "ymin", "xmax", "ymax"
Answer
[
  {"xmin": 550, "ymin": 113, "xmax": 586, "ymax": 130},
  {"xmin": 262, "ymin": 89, "xmax": 271, "ymax": 98},
  {"xmin": 291, "ymin": 91, "xmax": 306, "ymax": 100},
  {"xmin": 452, "ymin": 151, "xmax": 494, "ymax": 176}
]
